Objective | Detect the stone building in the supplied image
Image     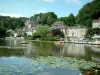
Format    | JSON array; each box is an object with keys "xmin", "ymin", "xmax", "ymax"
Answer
[{"xmin": 24, "ymin": 20, "xmax": 38, "ymax": 36}]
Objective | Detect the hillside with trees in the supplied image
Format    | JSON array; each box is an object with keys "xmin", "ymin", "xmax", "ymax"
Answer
[
  {"xmin": 30, "ymin": 12, "xmax": 57, "ymax": 26},
  {"xmin": 76, "ymin": 0, "xmax": 100, "ymax": 28},
  {"xmin": 0, "ymin": 16, "xmax": 27, "ymax": 37}
]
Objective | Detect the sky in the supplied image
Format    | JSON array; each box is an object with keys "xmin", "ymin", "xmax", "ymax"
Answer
[{"xmin": 0, "ymin": 0, "xmax": 92, "ymax": 18}]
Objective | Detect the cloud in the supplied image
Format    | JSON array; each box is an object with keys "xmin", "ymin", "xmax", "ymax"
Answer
[
  {"xmin": 32, "ymin": 9, "xmax": 48, "ymax": 13},
  {"xmin": 65, "ymin": 0, "xmax": 81, "ymax": 4},
  {"xmin": 65, "ymin": 0, "xmax": 93, "ymax": 5},
  {"xmin": 43, "ymin": 0, "xmax": 56, "ymax": 2},
  {"xmin": 0, "ymin": 13, "xmax": 25, "ymax": 17}
]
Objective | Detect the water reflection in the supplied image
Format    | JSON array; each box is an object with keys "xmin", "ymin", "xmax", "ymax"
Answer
[
  {"xmin": 0, "ymin": 40, "xmax": 100, "ymax": 63},
  {"xmin": 62, "ymin": 44, "xmax": 86, "ymax": 57},
  {"xmin": 0, "ymin": 40, "xmax": 100, "ymax": 75}
]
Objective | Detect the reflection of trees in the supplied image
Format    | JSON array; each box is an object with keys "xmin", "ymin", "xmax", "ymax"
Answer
[
  {"xmin": 32, "ymin": 42, "xmax": 55, "ymax": 56},
  {"xmin": 0, "ymin": 48, "xmax": 24, "ymax": 57},
  {"xmin": 23, "ymin": 42, "xmax": 35, "ymax": 58},
  {"xmin": 85, "ymin": 45, "xmax": 100, "ymax": 62},
  {"xmin": 84, "ymin": 46, "xmax": 92, "ymax": 61},
  {"xmin": 91, "ymin": 52, "xmax": 100, "ymax": 63}
]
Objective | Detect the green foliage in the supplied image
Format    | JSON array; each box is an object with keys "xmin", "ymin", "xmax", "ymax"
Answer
[
  {"xmin": 0, "ymin": 56, "xmax": 99, "ymax": 74},
  {"xmin": 76, "ymin": 0, "xmax": 100, "ymax": 27},
  {"xmin": 0, "ymin": 27, "xmax": 6, "ymax": 37},
  {"xmin": 68, "ymin": 13, "xmax": 75, "ymax": 26},
  {"xmin": 0, "ymin": 16, "xmax": 27, "ymax": 37},
  {"xmin": 32, "ymin": 26, "xmax": 60, "ymax": 41},
  {"xmin": 24, "ymin": 35, "xmax": 33, "ymax": 40},
  {"xmin": 86, "ymin": 28, "xmax": 100, "ymax": 37},
  {"xmin": 31, "ymin": 12, "xmax": 57, "ymax": 26},
  {"xmin": 51, "ymin": 29, "xmax": 64, "ymax": 38},
  {"xmin": 33, "ymin": 26, "xmax": 51, "ymax": 41},
  {"xmin": 32, "ymin": 56, "xmax": 98, "ymax": 70},
  {"xmin": 58, "ymin": 13, "xmax": 75, "ymax": 26}
]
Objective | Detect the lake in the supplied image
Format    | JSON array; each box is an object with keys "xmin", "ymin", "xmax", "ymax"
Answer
[{"xmin": 0, "ymin": 39, "xmax": 100, "ymax": 75}]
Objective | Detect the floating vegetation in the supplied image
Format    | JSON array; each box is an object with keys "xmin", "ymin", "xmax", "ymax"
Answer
[
  {"xmin": 0, "ymin": 56, "xmax": 99, "ymax": 75},
  {"xmin": 32, "ymin": 56, "xmax": 98, "ymax": 70}
]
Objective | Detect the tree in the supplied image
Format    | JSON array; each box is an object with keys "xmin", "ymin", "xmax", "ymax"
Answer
[
  {"xmin": 30, "ymin": 12, "xmax": 57, "ymax": 26},
  {"xmin": 58, "ymin": 13, "xmax": 75, "ymax": 26},
  {"xmin": 68, "ymin": 13, "xmax": 75, "ymax": 26},
  {"xmin": 76, "ymin": 0, "xmax": 100, "ymax": 28},
  {"xmin": 33, "ymin": 26, "xmax": 51, "ymax": 40},
  {"xmin": 47, "ymin": 12, "xmax": 57, "ymax": 26},
  {"xmin": 51, "ymin": 29, "xmax": 64, "ymax": 38},
  {"xmin": 0, "ymin": 15, "xmax": 27, "ymax": 37}
]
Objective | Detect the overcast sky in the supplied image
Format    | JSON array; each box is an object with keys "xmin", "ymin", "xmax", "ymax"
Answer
[{"xmin": 0, "ymin": 0, "xmax": 92, "ymax": 17}]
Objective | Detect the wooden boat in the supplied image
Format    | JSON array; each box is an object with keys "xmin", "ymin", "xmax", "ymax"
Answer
[
  {"xmin": 54, "ymin": 41, "xmax": 60, "ymax": 45},
  {"xmin": 19, "ymin": 41, "xmax": 28, "ymax": 44}
]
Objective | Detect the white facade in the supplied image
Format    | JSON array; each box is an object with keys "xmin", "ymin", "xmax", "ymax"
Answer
[
  {"xmin": 25, "ymin": 20, "xmax": 32, "ymax": 28},
  {"xmin": 92, "ymin": 18, "xmax": 100, "ymax": 28},
  {"xmin": 24, "ymin": 20, "xmax": 37, "ymax": 36},
  {"xmin": 66, "ymin": 27, "xmax": 87, "ymax": 42},
  {"xmin": 67, "ymin": 27, "xmax": 86, "ymax": 38},
  {"xmin": 26, "ymin": 32, "xmax": 32, "ymax": 36},
  {"xmin": 14, "ymin": 33, "xmax": 17, "ymax": 37},
  {"xmin": 26, "ymin": 30, "xmax": 36, "ymax": 36}
]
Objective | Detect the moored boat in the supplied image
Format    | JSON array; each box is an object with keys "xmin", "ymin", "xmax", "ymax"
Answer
[{"xmin": 19, "ymin": 41, "xmax": 28, "ymax": 44}]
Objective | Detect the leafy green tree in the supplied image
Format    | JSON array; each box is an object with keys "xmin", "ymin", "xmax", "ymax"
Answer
[
  {"xmin": 30, "ymin": 12, "xmax": 57, "ymax": 26},
  {"xmin": 0, "ymin": 15, "xmax": 27, "ymax": 37},
  {"xmin": 33, "ymin": 26, "xmax": 51, "ymax": 40},
  {"xmin": 76, "ymin": 0, "xmax": 100, "ymax": 28},
  {"xmin": 58, "ymin": 13, "xmax": 75, "ymax": 26},
  {"xmin": 68, "ymin": 13, "xmax": 75, "ymax": 26}
]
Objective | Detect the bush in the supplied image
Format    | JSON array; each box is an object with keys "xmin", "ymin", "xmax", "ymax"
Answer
[{"xmin": 24, "ymin": 35, "xmax": 32, "ymax": 40}]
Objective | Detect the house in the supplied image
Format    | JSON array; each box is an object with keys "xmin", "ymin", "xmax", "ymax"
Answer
[
  {"xmin": 51, "ymin": 21, "xmax": 87, "ymax": 42},
  {"xmin": 92, "ymin": 18, "xmax": 100, "ymax": 28},
  {"xmin": 51, "ymin": 21, "xmax": 67, "ymax": 29},
  {"xmin": 24, "ymin": 20, "xmax": 37, "ymax": 36},
  {"xmin": 66, "ymin": 27, "xmax": 87, "ymax": 42},
  {"xmin": 51, "ymin": 21, "xmax": 67, "ymax": 38},
  {"xmin": 89, "ymin": 18, "xmax": 100, "ymax": 45},
  {"xmin": 14, "ymin": 28, "xmax": 25, "ymax": 37}
]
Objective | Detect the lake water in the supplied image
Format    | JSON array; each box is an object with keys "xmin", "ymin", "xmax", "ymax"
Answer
[{"xmin": 0, "ymin": 39, "xmax": 100, "ymax": 75}]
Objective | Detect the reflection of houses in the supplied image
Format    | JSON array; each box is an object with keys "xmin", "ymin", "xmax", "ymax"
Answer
[
  {"xmin": 66, "ymin": 27, "xmax": 87, "ymax": 42},
  {"xmin": 61, "ymin": 43, "xmax": 86, "ymax": 57},
  {"xmin": 24, "ymin": 20, "xmax": 38, "ymax": 36},
  {"xmin": 92, "ymin": 18, "xmax": 100, "ymax": 28}
]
